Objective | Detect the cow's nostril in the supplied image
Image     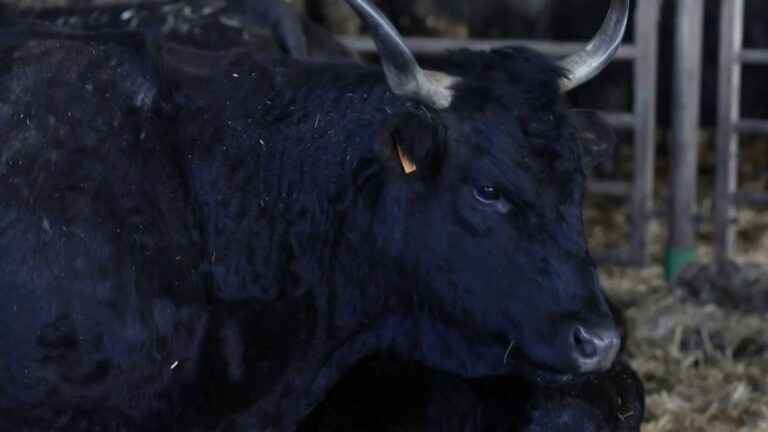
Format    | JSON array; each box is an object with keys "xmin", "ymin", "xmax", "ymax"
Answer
[
  {"xmin": 572, "ymin": 326, "xmax": 599, "ymax": 359},
  {"xmin": 570, "ymin": 325, "xmax": 620, "ymax": 372}
]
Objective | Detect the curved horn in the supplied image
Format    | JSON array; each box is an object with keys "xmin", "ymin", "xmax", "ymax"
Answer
[
  {"xmin": 558, "ymin": 0, "xmax": 630, "ymax": 92},
  {"xmin": 343, "ymin": 0, "xmax": 458, "ymax": 109}
]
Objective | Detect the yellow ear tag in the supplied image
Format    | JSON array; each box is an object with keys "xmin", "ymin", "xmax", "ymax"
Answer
[{"xmin": 396, "ymin": 145, "xmax": 418, "ymax": 174}]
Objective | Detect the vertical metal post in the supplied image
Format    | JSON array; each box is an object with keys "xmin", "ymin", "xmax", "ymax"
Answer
[
  {"xmin": 715, "ymin": 0, "xmax": 744, "ymax": 264},
  {"xmin": 631, "ymin": 0, "xmax": 662, "ymax": 265},
  {"xmin": 667, "ymin": 0, "xmax": 704, "ymax": 280}
]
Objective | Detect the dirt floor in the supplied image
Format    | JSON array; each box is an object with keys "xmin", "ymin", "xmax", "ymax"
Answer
[
  {"xmin": 580, "ymin": 125, "xmax": 768, "ymax": 432},
  {"xmin": 587, "ymin": 192, "xmax": 768, "ymax": 432}
]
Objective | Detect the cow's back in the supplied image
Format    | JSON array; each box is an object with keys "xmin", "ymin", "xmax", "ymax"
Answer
[{"xmin": 0, "ymin": 40, "xmax": 209, "ymax": 430}]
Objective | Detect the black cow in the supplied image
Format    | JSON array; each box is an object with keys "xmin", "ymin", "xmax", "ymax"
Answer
[{"xmin": 0, "ymin": 0, "xmax": 631, "ymax": 430}]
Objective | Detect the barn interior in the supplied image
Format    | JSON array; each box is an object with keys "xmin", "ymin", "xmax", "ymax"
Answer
[{"xmin": 3, "ymin": 0, "xmax": 768, "ymax": 431}]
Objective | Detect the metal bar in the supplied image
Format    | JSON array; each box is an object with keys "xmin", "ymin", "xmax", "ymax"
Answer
[
  {"xmin": 668, "ymin": 0, "xmax": 705, "ymax": 279},
  {"xmin": 715, "ymin": 0, "xmax": 745, "ymax": 263},
  {"xmin": 735, "ymin": 118, "xmax": 768, "ymax": 134},
  {"xmin": 337, "ymin": 36, "xmax": 638, "ymax": 60},
  {"xmin": 598, "ymin": 111, "xmax": 635, "ymax": 130},
  {"xmin": 587, "ymin": 180, "xmax": 633, "ymax": 197},
  {"xmin": 739, "ymin": 48, "xmax": 768, "ymax": 65},
  {"xmin": 630, "ymin": 0, "xmax": 662, "ymax": 266}
]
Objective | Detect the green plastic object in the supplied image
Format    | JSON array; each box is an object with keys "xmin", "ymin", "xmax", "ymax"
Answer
[{"xmin": 665, "ymin": 246, "xmax": 697, "ymax": 282}]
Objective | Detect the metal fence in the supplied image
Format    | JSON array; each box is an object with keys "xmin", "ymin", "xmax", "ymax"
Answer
[
  {"xmin": 716, "ymin": 0, "xmax": 768, "ymax": 263},
  {"xmin": 340, "ymin": 0, "xmax": 664, "ymax": 266},
  {"xmin": 667, "ymin": 0, "xmax": 704, "ymax": 279}
]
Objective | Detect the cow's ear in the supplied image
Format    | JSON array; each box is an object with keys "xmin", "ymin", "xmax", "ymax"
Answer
[
  {"xmin": 379, "ymin": 112, "xmax": 445, "ymax": 177},
  {"xmin": 567, "ymin": 109, "xmax": 616, "ymax": 171}
]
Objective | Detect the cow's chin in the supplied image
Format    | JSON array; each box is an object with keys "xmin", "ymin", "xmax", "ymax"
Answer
[
  {"xmin": 503, "ymin": 352, "xmax": 583, "ymax": 385},
  {"xmin": 406, "ymin": 318, "xmax": 580, "ymax": 382}
]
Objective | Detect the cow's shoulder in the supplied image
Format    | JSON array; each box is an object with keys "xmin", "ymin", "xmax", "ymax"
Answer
[
  {"xmin": 0, "ymin": 36, "xmax": 203, "ymax": 286},
  {"xmin": 0, "ymin": 37, "xmax": 210, "ymax": 431},
  {"xmin": 0, "ymin": 38, "xmax": 160, "ymax": 188}
]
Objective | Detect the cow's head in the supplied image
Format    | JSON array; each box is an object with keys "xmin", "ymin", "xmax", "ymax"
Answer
[{"xmin": 346, "ymin": 0, "xmax": 629, "ymax": 376}]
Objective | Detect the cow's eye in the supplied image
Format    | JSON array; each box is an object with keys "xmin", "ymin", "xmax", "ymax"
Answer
[{"xmin": 474, "ymin": 185, "xmax": 501, "ymax": 203}]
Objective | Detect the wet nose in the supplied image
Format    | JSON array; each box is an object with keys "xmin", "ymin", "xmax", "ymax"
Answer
[{"xmin": 570, "ymin": 325, "xmax": 620, "ymax": 372}]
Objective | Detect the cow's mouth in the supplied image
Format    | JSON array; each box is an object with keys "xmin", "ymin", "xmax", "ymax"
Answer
[
  {"xmin": 501, "ymin": 343, "xmax": 611, "ymax": 386},
  {"xmin": 510, "ymin": 357, "xmax": 581, "ymax": 385}
]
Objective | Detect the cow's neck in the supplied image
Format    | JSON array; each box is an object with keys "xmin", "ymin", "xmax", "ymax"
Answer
[
  {"xmin": 182, "ymin": 150, "xmax": 404, "ymax": 428},
  {"xmin": 170, "ymin": 68, "xmax": 418, "ymax": 428}
]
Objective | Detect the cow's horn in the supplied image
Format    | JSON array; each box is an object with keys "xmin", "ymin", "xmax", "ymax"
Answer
[
  {"xmin": 558, "ymin": 0, "xmax": 630, "ymax": 92},
  {"xmin": 343, "ymin": 0, "xmax": 458, "ymax": 109}
]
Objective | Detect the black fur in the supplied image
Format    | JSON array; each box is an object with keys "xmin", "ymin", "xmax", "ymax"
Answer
[{"xmin": 0, "ymin": 36, "xmax": 633, "ymax": 430}]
